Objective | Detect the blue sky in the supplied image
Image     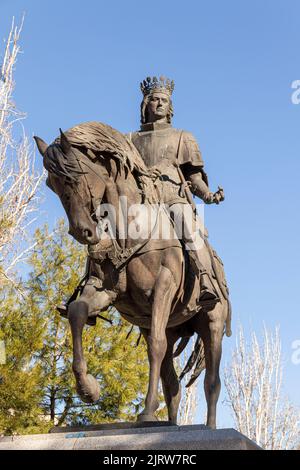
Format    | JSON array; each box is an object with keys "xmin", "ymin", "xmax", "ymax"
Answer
[{"xmin": 1, "ymin": 0, "xmax": 299, "ymax": 428}]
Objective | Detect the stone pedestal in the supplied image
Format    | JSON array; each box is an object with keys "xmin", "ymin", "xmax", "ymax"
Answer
[{"xmin": 0, "ymin": 423, "xmax": 262, "ymax": 450}]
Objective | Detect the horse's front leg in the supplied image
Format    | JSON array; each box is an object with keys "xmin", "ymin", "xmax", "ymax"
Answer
[
  {"xmin": 68, "ymin": 283, "xmax": 113, "ymax": 403},
  {"xmin": 138, "ymin": 266, "xmax": 177, "ymax": 422}
]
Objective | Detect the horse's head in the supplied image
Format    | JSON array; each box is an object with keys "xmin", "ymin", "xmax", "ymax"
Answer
[{"xmin": 34, "ymin": 130, "xmax": 106, "ymax": 245}]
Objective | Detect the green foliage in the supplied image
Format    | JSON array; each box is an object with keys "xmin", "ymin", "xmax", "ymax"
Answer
[
  {"xmin": 0, "ymin": 287, "xmax": 46, "ymax": 435},
  {"xmin": 0, "ymin": 195, "xmax": 14, "ymax": 285},
  {"xmin": 0, "ymin": 219, "xmax": 151, "ymax": 435}
]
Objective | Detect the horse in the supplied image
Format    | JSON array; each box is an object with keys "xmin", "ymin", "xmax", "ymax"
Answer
[{"xmin": 34, "ymin": 121, "xmax": 231, "ymax": 428}]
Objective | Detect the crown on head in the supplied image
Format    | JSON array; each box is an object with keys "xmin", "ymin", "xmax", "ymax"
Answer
[{"xmin": 140, "ymin": 76, "xmax": 175, "ymax": 97}]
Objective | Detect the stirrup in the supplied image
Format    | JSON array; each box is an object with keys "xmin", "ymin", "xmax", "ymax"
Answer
[
  {"xmin": 197, "ymin": 294, "xmax": 220, "ymax": 312},
  {"xmin": 198, "ymin": 287, "xmax": 220, "ymax": 311},
  {"xmin": 199, "ymin": 288, "xmax": 219, "ymax": 302}
]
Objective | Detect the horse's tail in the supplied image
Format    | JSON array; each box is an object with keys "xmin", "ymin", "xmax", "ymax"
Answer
[
  {"xmin": 208, "ymin": 243, "xmax": 232, "ymax": 338},
  {"xmin": 173, "ymin": 337, "xmax": 190, "ymax": 358},
  {"xmin": 178, "ymin": 334, "xmax": 206, "ymax": 388},
  {"xmin": 225, "ymin": 299, "xmax": 232, "ymax": 337}
]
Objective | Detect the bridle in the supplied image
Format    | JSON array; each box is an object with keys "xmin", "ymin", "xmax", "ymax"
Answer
[{"xmin": 68, "ymin": 147, "xmax": 107, "ymax": 222}]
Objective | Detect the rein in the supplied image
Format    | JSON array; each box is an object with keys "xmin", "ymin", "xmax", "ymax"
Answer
[
  {"xmin": 71, "ymin": 146, "xmax": 161, "ymax": 270},
  {"xmin": 71, "ymin": 147, "xmax": 106, "ymax": 218},
  {"xmin": 88, "ymin": 203, "xmax": 163, "ymax": 270},
  {"xmin": 79, "ymin": 157, "xmax": 107, "ymax": 218}
]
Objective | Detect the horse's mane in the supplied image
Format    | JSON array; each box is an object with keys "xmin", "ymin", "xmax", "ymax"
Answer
[
  {"xmin": 53, "ymin": 121, "xmax": 148, "ymax": 175},
  {"xmin": 46, "ymin": 121, "xmax": 158, "ymax": 203}
]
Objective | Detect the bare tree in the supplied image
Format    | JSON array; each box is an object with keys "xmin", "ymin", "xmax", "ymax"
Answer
[
  {"xmin": 0, "ymin": 18, "xmax": 44, "ymax": 289},
  {"xmin": 178, "ymin": 378, "xmax": 198, "ymax": 425},
  {"xmin": 177, "ymin": 337, "xmax": 199, "ymax": 425},
  {"xmin": 224, "ymin": 325, "xmax": 300, "ymax": 449}
]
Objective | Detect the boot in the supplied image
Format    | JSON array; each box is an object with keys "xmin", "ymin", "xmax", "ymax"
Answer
[
  {"xmin": 188, "ymin": 251, "xmax": 219, "ymax": 304},
  {"xmin": 199, "ymin": 272, "xmax": 219, "ymax": 303}
]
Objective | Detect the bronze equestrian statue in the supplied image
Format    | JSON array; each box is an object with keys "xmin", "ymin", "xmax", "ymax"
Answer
[{"xmin": 34, "ymin": 76, "xmax": 231, "ymax": 429}]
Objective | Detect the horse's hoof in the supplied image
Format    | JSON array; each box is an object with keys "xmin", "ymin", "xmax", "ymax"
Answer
[
  {"xmin": 169, "ymin": 418, "xmax": 178, "ymax": 425},
  {"xmin": 137, "ymin": 413, "xmax": 158, "ymax": 423},
  {"xmin": 206, "ymin": 423, "xmax": 216, "ymax": 430},
  {"xmin": 76, "ymin": 374, "xmax": 100, "ymax": 403}
]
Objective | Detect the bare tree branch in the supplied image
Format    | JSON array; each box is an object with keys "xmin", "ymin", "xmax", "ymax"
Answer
[
  {"xmin": 0, "ymin": 17, "xmax": 44, "ymax": 290},
  {"xmin": 177, "ymin": 336, "xmax": 199, "ymax": 425},
  {"xmin": 224, "ymin": 325, "xmax": 300, "ymax": 450}
]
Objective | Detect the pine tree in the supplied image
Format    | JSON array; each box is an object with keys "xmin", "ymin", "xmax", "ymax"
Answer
[
  {"xmin": 0, "ymin": 286, "xmax": 46, "ymax": 435},
  {"xmin": 1, "ymin": 219, "xmax": 152, "ymax": 434}
]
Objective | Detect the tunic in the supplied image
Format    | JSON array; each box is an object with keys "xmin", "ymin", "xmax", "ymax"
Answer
[{"xmin": 127, "ymin": 122, "xmax": 208, "ymax": 205}]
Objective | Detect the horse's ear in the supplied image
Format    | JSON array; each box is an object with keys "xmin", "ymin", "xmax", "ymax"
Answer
[
  {"xmin": 34, "ymin": 136, "xmax": 48, "ymax": 156},
  {"xmin": 59, "ymin": 128, "xmax": 71, "ymax": 154}
]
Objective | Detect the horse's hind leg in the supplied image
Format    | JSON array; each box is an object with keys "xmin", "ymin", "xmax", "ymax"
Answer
[
  {"xmin": 160, "ymin": 329, "xmax": 181, "ymax": 424},
  {"xmin": 201, "ymin": 305, "xmax": 224, "ymax": 429},
  {"xmin": 68, "ymin": 283, "xmax": 113, "ymax": 403},
  {"xmin": 137, "ymin": 266, "xmax": 177, "ymax": 422}
]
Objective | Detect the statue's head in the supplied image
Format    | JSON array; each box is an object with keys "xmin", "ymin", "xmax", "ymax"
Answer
[{"xmin": 140, "ymin": 76, "xmax": 174, "ymax": 125}]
